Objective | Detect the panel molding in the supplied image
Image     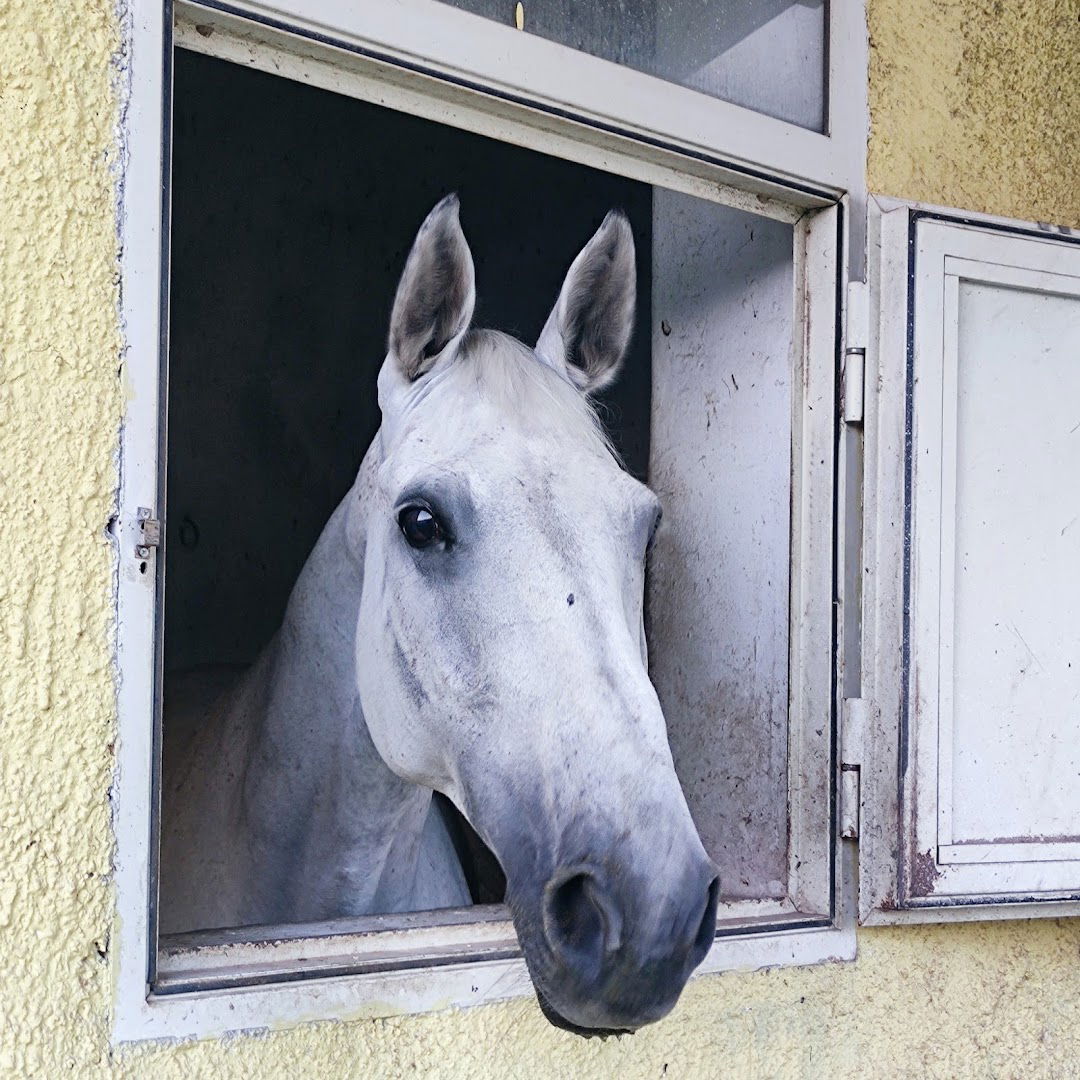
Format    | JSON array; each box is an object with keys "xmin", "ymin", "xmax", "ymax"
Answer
[{"xmin": 859, "ymin": 196, "xmax": 1080, "ymax": 924}]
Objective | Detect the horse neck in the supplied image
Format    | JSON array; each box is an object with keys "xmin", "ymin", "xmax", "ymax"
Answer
[{"xmin": 245, "ymin": 449, "xmax": 432, "ymax": 917}]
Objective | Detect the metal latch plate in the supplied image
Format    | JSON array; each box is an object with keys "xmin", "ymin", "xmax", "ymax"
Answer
[{"xmin": 136, "ymin": 507, "xmax": 161, "ymax": 558}]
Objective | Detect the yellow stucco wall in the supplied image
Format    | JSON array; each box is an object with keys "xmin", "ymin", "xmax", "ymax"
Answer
[
  {"xmin": 1, "ymin": 1, "xmax": 1078, "ymax": 1076},
  {"xmin": 867, "ymin": 0, "xmax": 1080, "ymax": 229}
]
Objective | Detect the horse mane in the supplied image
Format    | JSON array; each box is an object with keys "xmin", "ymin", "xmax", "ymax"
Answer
[{"xmin": 452, "ymin": 328, "xmax": 619, "ymax": 463}]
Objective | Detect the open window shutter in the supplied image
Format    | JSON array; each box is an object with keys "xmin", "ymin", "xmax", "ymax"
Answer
[{"xmin": 858, "ymin": 197, "xmax": 1080, "ymax": 923}]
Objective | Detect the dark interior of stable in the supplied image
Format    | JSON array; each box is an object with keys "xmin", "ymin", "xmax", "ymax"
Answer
[{"xmin": 163, "ymin": 47, "xmax": 795, "ymax": 922}]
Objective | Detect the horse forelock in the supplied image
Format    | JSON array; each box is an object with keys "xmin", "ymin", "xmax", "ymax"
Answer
[{"xmin": 389, "ymin": 328, "xmax": 619, "ymax": 465}]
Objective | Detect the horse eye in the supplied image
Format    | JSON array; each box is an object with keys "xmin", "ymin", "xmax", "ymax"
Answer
[{"xmin": 398, "ymin": 505, "xmax": 445, "ymax": 549}]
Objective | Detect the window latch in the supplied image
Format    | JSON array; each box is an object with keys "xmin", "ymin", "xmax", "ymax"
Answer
[{"xmin": 136, "ymin": 507, "xmax": 161, "ymax": 559}]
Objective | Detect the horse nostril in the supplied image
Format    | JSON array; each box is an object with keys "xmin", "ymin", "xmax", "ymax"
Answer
[
  {"xmin": 544, "ymin": 870, "xmax": 623, "ymax": 963},
  {"xmin": 693, "ymin": 874, "xmax": 721, "ymax": 954}
]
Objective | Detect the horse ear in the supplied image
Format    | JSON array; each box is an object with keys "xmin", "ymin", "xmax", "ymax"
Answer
[
  {"xmin": 388, "ymin": 194, "xmax": 476, "ymax": 380},
  {"xmin": 535, "ymin": 210, "xmax": 636, "ymax": 394}
]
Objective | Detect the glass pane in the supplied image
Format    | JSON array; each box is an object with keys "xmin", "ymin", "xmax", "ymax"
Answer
[{"xmin": 439, "ymin": 0, "xmax": 826, "ymax": 131}]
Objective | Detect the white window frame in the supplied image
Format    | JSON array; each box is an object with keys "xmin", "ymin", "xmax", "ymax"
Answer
[
  {"xmin": 174, "ymin": 0, "xmax": 867, "ymax": 204},
  {"xmin": 112, "ymin": 0, "xmax": 868, "ymax": 1042},
  {"xmin": 857, "ymin": 195, "xmax": 1080, "ymax": 924}
]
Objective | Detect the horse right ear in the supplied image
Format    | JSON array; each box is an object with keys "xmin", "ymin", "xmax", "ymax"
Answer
[
  {"xmin": 388, "ymin": 194, "xmax": 476, "ymax": 380},
  {"xmin": 535, "ymin": 210, "xmax": 636, "ymax": 395}
]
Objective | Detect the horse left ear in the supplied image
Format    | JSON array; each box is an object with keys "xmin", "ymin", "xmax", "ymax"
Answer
[
  {"xmin": 388, "ymin": 194, "xmax": 476, "ymax": 380},
  {"xmin": 536, "ymin": 210, "xmax": 636, "ymax": 394}
]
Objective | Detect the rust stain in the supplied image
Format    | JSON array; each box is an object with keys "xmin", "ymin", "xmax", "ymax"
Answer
[{"xmin": 909, "ymin": 848, "xmax": 942, "ymax": 897}]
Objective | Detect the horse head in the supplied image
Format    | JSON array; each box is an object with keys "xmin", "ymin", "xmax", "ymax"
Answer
[{"xmin": 353, "ymin": 195, "xmax": 718, "ymax": 1035}]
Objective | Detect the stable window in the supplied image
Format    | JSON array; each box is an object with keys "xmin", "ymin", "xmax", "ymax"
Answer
[
  {"xmin": 159, "ymin": 50, "xmax": 823, "ymax": 934},
  {"xmin": 440, "ymin": 0, "xmax": 828, "ymax": 130},
  {"xmin": 110, "ymin": 0, "xmax": 904, "ymax": 1045},
  {"xmin": 113, "ymin": 1, "xmax": 1080, "ymax": 1047},
  {"xmin": 130, "ymin": 46, "xmax": 843, "ymax": 1036}
]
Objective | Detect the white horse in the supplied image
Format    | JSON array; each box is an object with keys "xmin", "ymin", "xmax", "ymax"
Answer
[{"xmin": 161, "ymin": 196, "xmax": 719, "ymax": 1035}]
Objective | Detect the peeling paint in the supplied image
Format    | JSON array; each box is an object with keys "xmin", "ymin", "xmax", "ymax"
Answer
[{"xmin": 909, "ymin": 849, "xmax": 943, "ymax": 898}]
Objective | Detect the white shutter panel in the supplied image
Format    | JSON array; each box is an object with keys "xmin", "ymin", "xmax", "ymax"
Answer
[{"xmin": 859, "ymin": 197, "xmax": 1080, "ymax": 923}]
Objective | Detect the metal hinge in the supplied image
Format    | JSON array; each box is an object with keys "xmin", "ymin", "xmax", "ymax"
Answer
[
  {"xmin": 136, "ymin": 507, "xmax": 161, "ymax": 559},
  {"xmin": 840, "ymin": 696, "xmax": 868, "ymax": 839},
  {"xmin": 842, "ymin": 280, "xmax": 868, "ymax": 425}
]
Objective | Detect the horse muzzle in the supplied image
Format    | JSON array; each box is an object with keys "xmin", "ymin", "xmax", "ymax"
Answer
[{"xmin": 509, "ymin": 856, "xmax": 720, "ymax": 1036}]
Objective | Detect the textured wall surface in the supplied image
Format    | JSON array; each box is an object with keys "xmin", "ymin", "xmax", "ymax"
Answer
[
  {"xmin": 0, "ymin": 0, "xmax": 124, "ymax": 1075},
  {"xmin": 1, "ymin": 0, "xmax": 1079, "ymax": 1076},
  {"xmin": 867, "ymin": 0, "xmax": 1080, "ymax": 228}
]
